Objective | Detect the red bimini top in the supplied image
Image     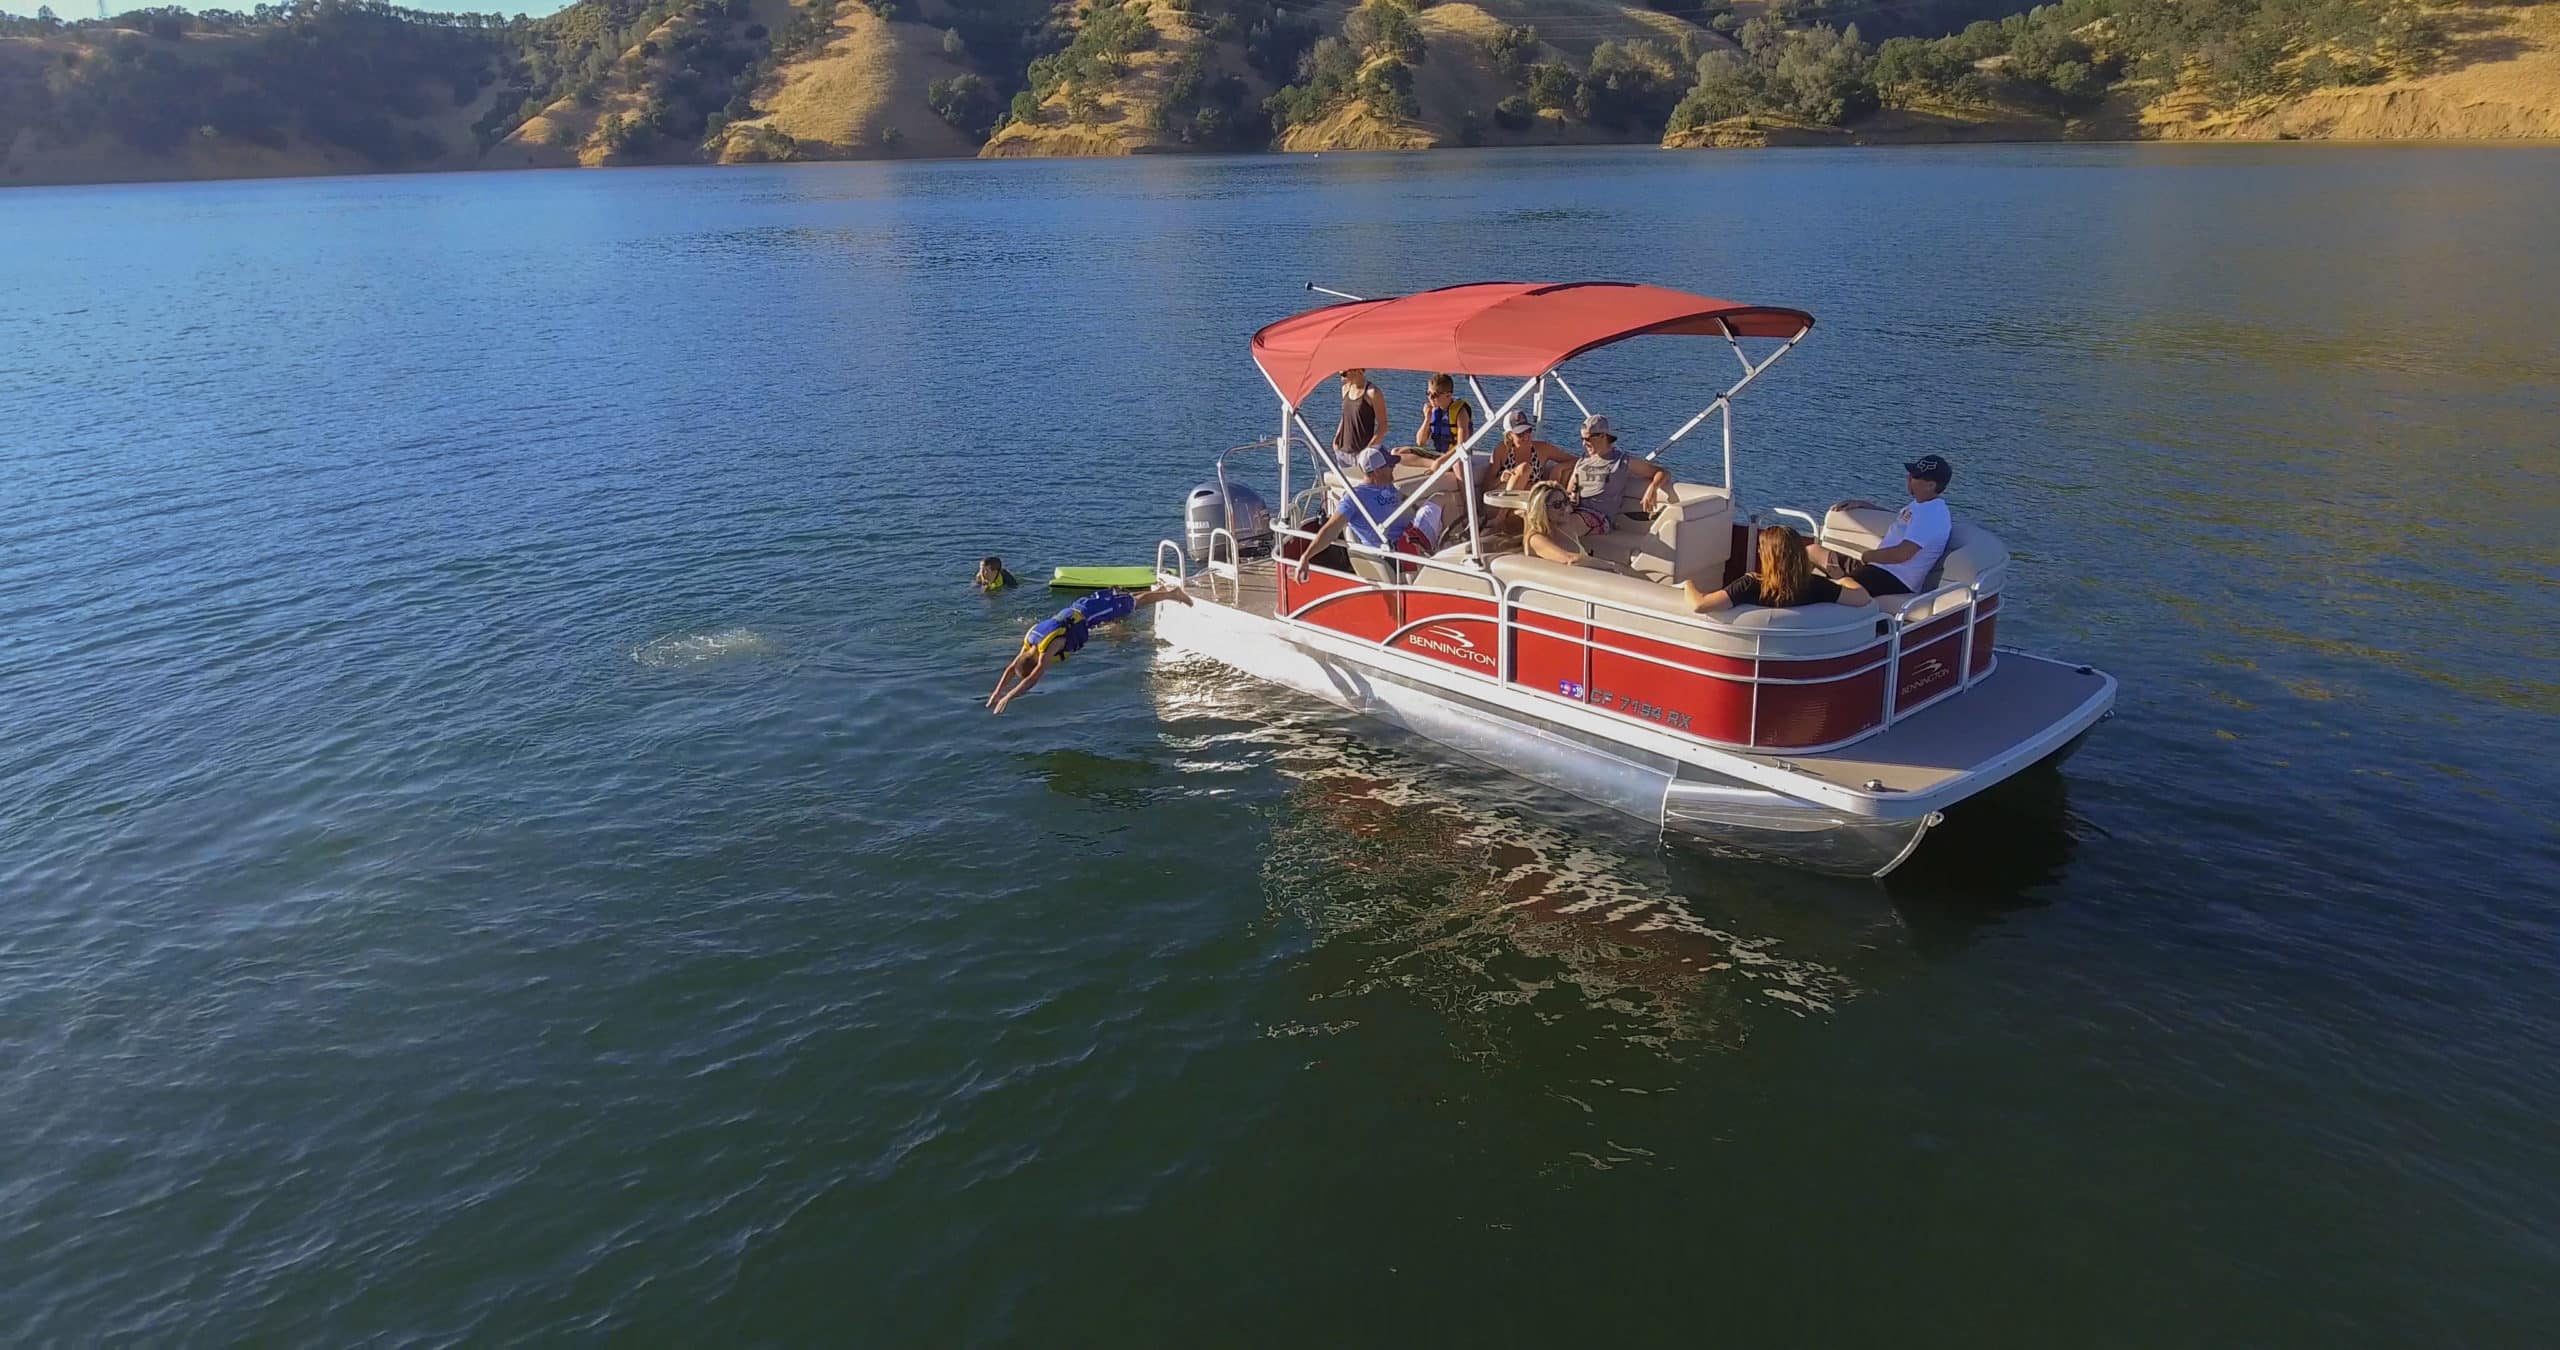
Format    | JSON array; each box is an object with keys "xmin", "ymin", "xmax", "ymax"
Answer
[{"xmin": 1250, "ymin": 281, "xmax": 1815, "ymax": 407}]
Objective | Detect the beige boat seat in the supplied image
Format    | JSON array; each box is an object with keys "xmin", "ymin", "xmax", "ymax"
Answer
[
  {"xmin": 1578, "ymin": 481, "xmax": 1734, "ymax": 586},
  {"xmin": 1488, "ymin": 555, "xmax": 1881, "ymax": 661}
]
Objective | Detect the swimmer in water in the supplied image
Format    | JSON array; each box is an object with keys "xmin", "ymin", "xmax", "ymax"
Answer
[
  {"xmin": 985, "ymin": 582, "xmax": 1192, "ymax": 715},
  {"xmin": 976, "ymin": 556, "xmax": 1021, "ymax": 592}
]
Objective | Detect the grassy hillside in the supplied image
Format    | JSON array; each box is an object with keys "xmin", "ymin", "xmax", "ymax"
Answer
[
  {"xmin": 722, "ymin": 5, "xmax": 978, "ymax": 158},
  {"xmin": 1657, "ymin": 0, "xmax": 2558, "ymax": 148},
  {"xmin": 1259, "ymin": 0, "xmax": 1708, "ymax": 149},
  {"xmin": 980, "ymin": 0, "xmax": 1275, "ymax": 155},
  {"xmin": 1, "ymin": 4, "xmax": 514, "ymax": 186},
  {"xmin": 2, "ymin": 0, "xmax": 2556, "ymax": 185}
]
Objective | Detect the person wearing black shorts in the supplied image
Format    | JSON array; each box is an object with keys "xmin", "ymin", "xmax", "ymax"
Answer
[{"xmin": 1815, "ymin": 455, "xmax": 1956, "ymax": 598}]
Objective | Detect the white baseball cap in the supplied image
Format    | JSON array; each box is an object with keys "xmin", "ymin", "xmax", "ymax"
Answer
[{"xmin": 1356, "ymin": 446, "xmax": 1394, "ymax": 472}]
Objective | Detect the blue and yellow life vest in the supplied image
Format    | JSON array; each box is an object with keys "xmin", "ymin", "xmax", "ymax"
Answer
[{"xmin": 1022, "ymin": 588, "xmax": 1136, "ymax": 662}]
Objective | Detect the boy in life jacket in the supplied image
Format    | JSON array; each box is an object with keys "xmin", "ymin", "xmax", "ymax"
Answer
[
  {"xmin": 985, "ymin": 582, "xmax": 1192, "ymax": 715},
  {"xmin": 975, "ymin": 556, "xmax": 1021, "ymax": 592}
]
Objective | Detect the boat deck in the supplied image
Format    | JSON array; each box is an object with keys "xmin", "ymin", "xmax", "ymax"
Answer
[
  {"xmin": 1171, "ymin": 557, "xmax": 2108, "ymax": 804},
  {"xmin": 1754, "ymin": 653, "xmax": 2108, "ymax": 796}
]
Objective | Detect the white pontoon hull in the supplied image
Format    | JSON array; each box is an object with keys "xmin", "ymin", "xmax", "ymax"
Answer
[{"xmin": 1154, "ymin": 590, "xmax": 2110, "ymax": 878}]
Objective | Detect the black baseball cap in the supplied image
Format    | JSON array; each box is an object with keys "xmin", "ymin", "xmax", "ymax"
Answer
[{"xmin": 1904, "ymin": 454, "xmax": 1953, "ymax": 486}]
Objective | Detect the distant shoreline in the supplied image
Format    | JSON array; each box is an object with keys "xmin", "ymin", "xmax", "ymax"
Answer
[{"xmin": 14, "ymin": 133, "xmax": 2560, "ymax": 192}]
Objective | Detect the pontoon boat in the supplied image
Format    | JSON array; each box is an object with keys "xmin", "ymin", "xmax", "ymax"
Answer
[{"xmin": 1151, "ymin": 282, "xmax": 2115, "ymax": 877}]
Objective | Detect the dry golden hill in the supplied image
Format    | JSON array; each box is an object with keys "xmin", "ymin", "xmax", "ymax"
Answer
[
  {"xmin": 716, "ymin": 4, "xmax": 980, "ymax": 160},
  {"xmin": 1433, "ymin": 0, "xmax": 1697, "ymax": 62},
  {"xmin": 489, "ymin": 0, "xmax": 797, "ymax": 168},
  {"xmin": 2145, "ymin": 2, "xmax": 2560, "ymax": 139},
  {"xmin": 1275, "ymin": 0, "xmax": 1710, "ymax": 152},
  {"xmin": 980, "ymin": 1, "xmax": 1276, "ymax": 157},
  {"xmin": 1275, "ymin": 94, "xmax": 1435, "ymax": 151}
]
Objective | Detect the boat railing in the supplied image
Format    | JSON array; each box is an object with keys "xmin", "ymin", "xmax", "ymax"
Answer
[
  {"xmin": 1285, "ymin": 426, "xmax": 1487, "ymax": 563},
  {"xmin": 1266, "ymin": 523, "xmax": 1996, "ymax": 753},
  {"xmin": 1766, "ymin": 507, "xmax": 1823, "ymax": 537}
]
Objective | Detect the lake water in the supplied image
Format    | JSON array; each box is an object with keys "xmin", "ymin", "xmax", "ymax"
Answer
[{"xmin": 4, "ymin": 145, "xmax": 2558, "ymax": 1343}]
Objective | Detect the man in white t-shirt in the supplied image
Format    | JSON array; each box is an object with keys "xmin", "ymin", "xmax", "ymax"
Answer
[{"xmin": 1815, "ymin": 454, "xmax": 1955, "ymax": 598}]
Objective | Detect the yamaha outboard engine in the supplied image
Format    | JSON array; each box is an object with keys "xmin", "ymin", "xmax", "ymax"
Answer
[{"xmin": 1184, "ymin": 480, "xmax": 1273, "ymax": 561}]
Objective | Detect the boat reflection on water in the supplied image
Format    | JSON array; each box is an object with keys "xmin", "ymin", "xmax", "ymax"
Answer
[
  {"xmin": 1150, "ymin": 651, "xmax": 2097, "ymax": 1052},
  {"xmin": 1151, "ymin": 656, "xmax": 1863, "ymax": 1052}
]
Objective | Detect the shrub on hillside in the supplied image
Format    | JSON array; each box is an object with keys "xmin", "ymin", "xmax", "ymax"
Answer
[
  {"xmin": 1575, "ymin": 38, "xmax": 1683, "ymax": 134},
  {"xmin": 1484, "ymin": 23, "xmax": 1535, "ymax": 83},
  {"xmin": 928, "ymin": 72, "xmax": 999, "ymax": 139},
  {"xmin": 1525, "ymin": 61, "xmax": 1575, "ymax": 112},
  {"xmin": 1357, "ymin": 54, "xmax": 1417, "ymax": 118}
]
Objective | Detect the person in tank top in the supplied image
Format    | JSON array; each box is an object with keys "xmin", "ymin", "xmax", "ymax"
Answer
[
  {"xmin": 1332, "ymin": 368, "xmax": 1388, "ymax": 458},
  {"xmin": 1486, "ymin": 410, "xmax": 1572, "ymax": 489}
]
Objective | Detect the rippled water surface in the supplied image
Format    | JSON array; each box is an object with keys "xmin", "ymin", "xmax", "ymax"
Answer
[{"xmin": 5, "ymin": 146, "xmax": 2559, "ymax": 1343}]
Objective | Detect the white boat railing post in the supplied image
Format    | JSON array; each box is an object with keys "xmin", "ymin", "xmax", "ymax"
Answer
[
  {"xmin": 1959, "ymin": 581, "xmax": 1977, "ymax": 685},
  {"xmin": 1210, "ymin": 527, "xmax": 1239, "ymax": 583},
  {"xmin": 1882, "ymin": 609, "xmax": 1902, "ymax": 726},
  {"xmin": 1722, "ymin": 402, "xmax": 1734, "ymax": 493},
  {"xmin": 1462, "ymin": 455, "xmax": 1483, "ymax": 565},
  {"xmin": 1276, "ymin": 402, "xmax": 1292, "ymax": 518}
]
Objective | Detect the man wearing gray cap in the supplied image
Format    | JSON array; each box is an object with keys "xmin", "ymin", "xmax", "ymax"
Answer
[{"xmin": 1562, "ymin": 415, "xmax": 1670, "ymax": 539}]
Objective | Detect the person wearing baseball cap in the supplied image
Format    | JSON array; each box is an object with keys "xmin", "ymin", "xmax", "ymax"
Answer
[
  {"xmin": 1292, "ymin": 445, "xmax": 1406, "ymax": 582},
  {"xmin": 1561, "ymin": 414, "xmax": 1670, "ymax": 539},
  {"xmin": 1487, "ymin": 410, "xmax": 1572, "ymax": 491},
  {"xmin": 1816, "ymin": 454, "xmax": 1956, "ymax": 598}
]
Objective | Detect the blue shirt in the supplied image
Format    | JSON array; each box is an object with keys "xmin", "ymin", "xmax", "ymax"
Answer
[{"xmin": 1338, "ymin": 483, "xmax": 1404, "ymax": 549}]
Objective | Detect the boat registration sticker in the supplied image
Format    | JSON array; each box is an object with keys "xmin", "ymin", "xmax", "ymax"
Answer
[
  {"xmin": 1585, "ymin": 685, "xmax": 1695, "ymax": 731},
  {"xmin": 1558, "ymin": 680, "xmax": 1585, "ymax": 700}
]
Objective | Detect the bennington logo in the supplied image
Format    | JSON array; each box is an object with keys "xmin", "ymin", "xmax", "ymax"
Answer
[
  {"xmin": 1408, "ymin": 624, "xmax": 1496, "ymax": 669},
  {"xmin": 1898, "ymin": 658, "xmax": 1951, "ymax": 698}
]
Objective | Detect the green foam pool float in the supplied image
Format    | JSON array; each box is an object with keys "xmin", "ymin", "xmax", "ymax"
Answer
[{"xmin": 1048, "ymin": 565, "xmax": 1160, "ymax": 591}]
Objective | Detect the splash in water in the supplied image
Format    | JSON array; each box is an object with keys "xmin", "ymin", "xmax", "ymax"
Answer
[{"xmin": 631, "ymin": 626, "xmax": 778, "ymax": 669}]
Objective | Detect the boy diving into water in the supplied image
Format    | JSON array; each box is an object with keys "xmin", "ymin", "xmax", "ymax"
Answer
[{"xmin": 985, "ymin": 583, "xmax": 1191, "ymax": 715}]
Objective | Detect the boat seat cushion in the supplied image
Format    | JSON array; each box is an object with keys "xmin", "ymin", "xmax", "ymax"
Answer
[
  {"xmin": 1578, "ymin": 481, "xmax": 1733, "ymax": 586},
  {"xmin": 1488, "ymin": 555, "xmax": 1880, "ymax": 660}
]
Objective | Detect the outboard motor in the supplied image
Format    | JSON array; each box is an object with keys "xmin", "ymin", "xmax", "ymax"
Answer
[{"xmin": 1184, "ymin": 480, "xmax": 1273, "ymax": 561}]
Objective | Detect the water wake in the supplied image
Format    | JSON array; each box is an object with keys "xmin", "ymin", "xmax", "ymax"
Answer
[{"xmin": 631, "ymin": 626, "xmax": 778, "ymax": 669}]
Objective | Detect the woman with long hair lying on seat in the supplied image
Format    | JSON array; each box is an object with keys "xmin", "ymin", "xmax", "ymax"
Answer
[
  {"xmin": 1522, "ymin": 484, "xmax": 1612, "ymax": 568},
  {"xmin": 1683, "ymin": 526, "xmax": 1873, "ymax": 612}
]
